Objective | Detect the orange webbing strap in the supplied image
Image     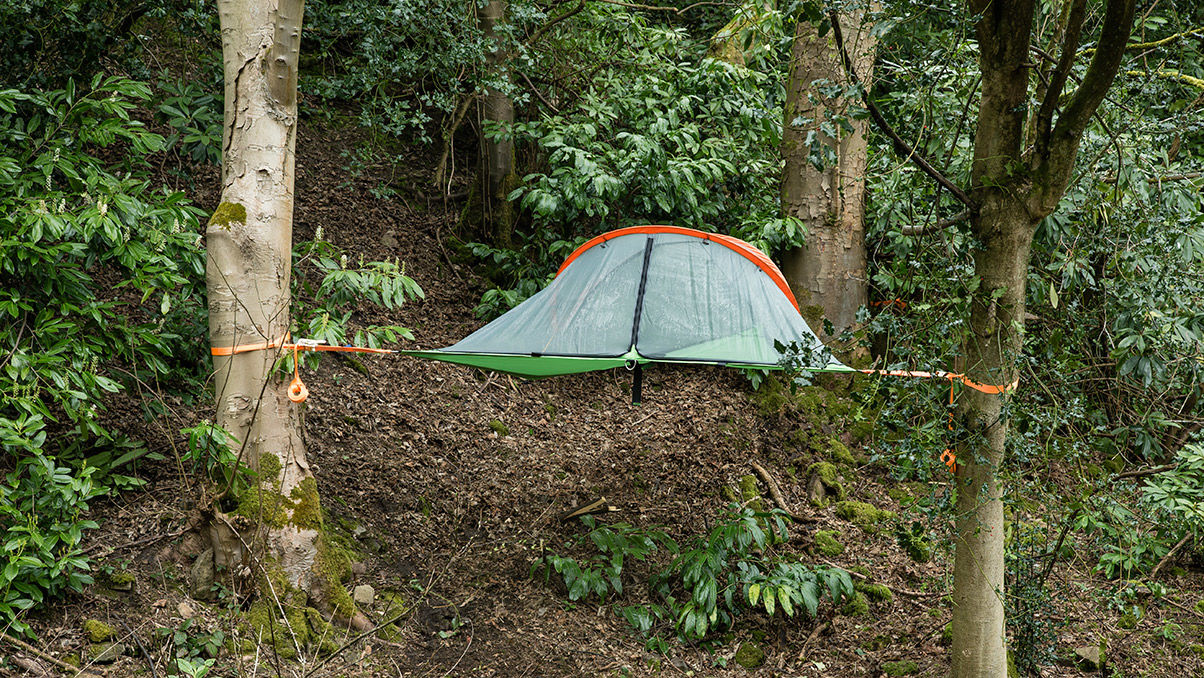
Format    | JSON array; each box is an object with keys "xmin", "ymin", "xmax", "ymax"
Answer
[
  {"xmin": 858, "ymin": 368, "xmax": 1020, "ymax": 473},
  {"xmin": 210, "ymin": 334, "xmax": 396, "ymax": 403}
]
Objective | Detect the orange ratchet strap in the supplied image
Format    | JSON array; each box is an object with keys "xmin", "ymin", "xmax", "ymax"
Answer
[
  {"xmin": 858, "ymin": 368, "xmax": 1020, "ymax": 473},
  {"xmin": 211, "ymin": 334, "xmax": 395, "ymax": 403}
]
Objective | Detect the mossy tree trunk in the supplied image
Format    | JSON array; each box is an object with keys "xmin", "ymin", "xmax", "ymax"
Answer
[
  {"xmin": 780, "ymin": 8, "xmax": 876, "ymax": 345},
  {"xmin": 479, "ymin": 0, "xmax": 517, "ymax": 247},
  {"xmin": 950, "ymin": 0, "xmax": 1136, "ymax": 674},
  {"xmin": 206, "ymin": 0, "xmax": 366, "ymax": 631}
]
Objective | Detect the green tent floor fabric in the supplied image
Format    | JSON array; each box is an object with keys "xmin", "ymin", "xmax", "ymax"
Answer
[
  {"xmin": 398, "ymin": 349, "xmax": 859, "ymax": 380},
  {"xmin": 399, "ymin": 225, "xmax": 849, "ymax": 380}
]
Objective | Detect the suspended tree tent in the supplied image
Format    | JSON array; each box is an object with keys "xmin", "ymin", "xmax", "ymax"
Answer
[{"xmin": 401, "ymin": 226, "xmax": 855, "ymax": 387}]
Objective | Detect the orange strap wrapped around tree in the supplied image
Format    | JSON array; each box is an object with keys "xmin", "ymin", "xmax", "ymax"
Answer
[
  {"xmin": 211, "ymin": 334, "xmax": 396, "ymax": 402},
  {"xmin": 858, "ymin": 368, "xmax": 1019, "ymax": 473}
]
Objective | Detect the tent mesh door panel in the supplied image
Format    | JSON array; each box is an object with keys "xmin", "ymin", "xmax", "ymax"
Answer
[
  {"xmin": 443, "ymin": 234, "xmax": 647, "ymax": 358},
  {"xmin": 635, "ymin": 233, "xmax": 836, "ymax": 368}
]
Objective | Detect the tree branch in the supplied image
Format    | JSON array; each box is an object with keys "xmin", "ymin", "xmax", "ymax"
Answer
[
  {"xmin": 525, "ymin": 0, "xmax": 586, "ymax": 45},
  {"xmin": 828, "ymin": 10, "xmax": 977, "ymax": 211},
  {"xmin": 1081, "ymin": 25, "xmax": 1204, "ymax": 57},
  {"xmin": 900, "ymin": 209, "xmax": 970, "ymax": 236},
  {"xmin": 1033, "ymin": 0, "xmax": 1088, "ymax": 160},
  {"xmin": 1049, "ymin": 0, "xmax": 1137, "ymax": 151}
]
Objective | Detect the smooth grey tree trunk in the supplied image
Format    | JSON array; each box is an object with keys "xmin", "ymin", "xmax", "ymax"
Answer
[{"xmin": 207, "ymin": 0, "xmax": 366, "ymax": 629}]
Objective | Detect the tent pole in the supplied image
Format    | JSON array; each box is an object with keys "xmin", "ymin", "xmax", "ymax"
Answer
[{"xmin": 632, "ymin": 364, "xmax": 643, "ymax": 405}]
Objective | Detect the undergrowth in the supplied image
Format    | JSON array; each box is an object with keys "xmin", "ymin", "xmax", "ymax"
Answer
[{"xmin": 532, "ymin": 506, "xmax": 853, "ymax": 652}]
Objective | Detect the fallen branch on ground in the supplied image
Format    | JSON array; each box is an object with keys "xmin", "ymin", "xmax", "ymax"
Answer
[
  {"xmin": 818, "ymin": 559, "xmax": 946, "ymax": 598},
  {"xmin": 750, "ymin": 460, "xmax": 818, "ymax": 523},
  {"xmin": 1, "ymin": 631, "xmax": 101, "ymax": 678}
]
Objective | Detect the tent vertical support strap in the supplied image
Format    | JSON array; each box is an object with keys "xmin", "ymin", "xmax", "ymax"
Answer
[
  {"xmin": 629, "ymin": 237, "xmax": 655, "ymax": 349},
  {"xmin": 632, "ymin": 363, "xmax": 643, "ymax": 405}
]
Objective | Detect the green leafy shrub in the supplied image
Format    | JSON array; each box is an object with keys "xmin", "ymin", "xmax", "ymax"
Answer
[
  {"xmin": 0, "ymin": 75, "xmax": 207, "ymax": 632},
  {"xmin": 534, "ymin": 505, "xmax": 852, "ymax": 647},
  {"xmin": 0, "ymin": 455, "xmax": 105, "ymax": 635},
  {"xmin": 155, "ymin": 77, "xmax": 224, "ymax": 165}
]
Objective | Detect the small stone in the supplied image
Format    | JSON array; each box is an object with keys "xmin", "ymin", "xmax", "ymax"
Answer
[
  {"xmin": 104, "ymin": 571, "xmax": 135, "ymax": 592},
  {"xmin": 733, "ymin": 641, "xmax": 765, "ymax": 669},
  {"xmin": 1074, "ymin": 645, "xmax": 1105, "ymax": 671},
  {"xmin": 177, "ymin": 602, "xmax": 196, "ymax": 619},
  {"xmin": 353, "ymin": 584, "xmax": 375, "ymax": 607},
  {"xmin": 88, "ymin": 642, "xmax": 126, "ymax": 664},
  {"xmin": 189, "ymin": 547, "xmax": 217, "ymax": 602},
  {"xmin": 1074, "ymin": 644, "xmax": 1105, "ymax": 671}
]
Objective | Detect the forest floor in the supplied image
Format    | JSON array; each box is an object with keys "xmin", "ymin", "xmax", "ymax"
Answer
[{"xmin": 10, "ymin": 108, "xmax": 1204, "ymax": 678}]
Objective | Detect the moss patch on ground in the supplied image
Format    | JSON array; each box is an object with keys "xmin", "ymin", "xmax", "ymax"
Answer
[
  {"xmin": 882, "ymin": 659, "xmax": 918, "ymax": 675},
  {"xmin": 853, "ymin": 580, "xmax": 893, "ymax": 604},
  {"xmin": 814, "ymin": 530, "xmax": 844, "ymax": 557},
  {"xmin": 836, "ymin": 500, "xmax": 895, "ymax": 531},
  {"xmin": 82, "ymin": 619, "xmax": 116, "ymax": 642}
]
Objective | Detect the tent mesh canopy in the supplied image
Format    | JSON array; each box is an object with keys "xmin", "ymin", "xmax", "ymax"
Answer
[{"xmin": 407, "ymin": 227, "xmax": 850, "ymax": 378}]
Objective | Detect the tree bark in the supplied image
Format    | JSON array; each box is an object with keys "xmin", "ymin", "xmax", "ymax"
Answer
[
  {"xmin": 479, "ymin": 0, "xmax": 517, "ymax": 247},
  {"xmin": 207, "ymin": 0, "xmax": 363, "ymax": 629},
  {"xmin": 780, "ymin": 9, "xmax": 876, "ymax": 344}
]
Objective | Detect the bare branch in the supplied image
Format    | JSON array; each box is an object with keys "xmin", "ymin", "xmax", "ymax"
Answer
[
  {"xmin": 525, "ymin": 0, "xmax": 586, "ymax": 45},
  {"xmin": 828, "ymin": 10, "xmax": 977, "ymax": 211},
  {"xmin": 900, "ymin": 209, "xmax": 970, "ymax": 236}
]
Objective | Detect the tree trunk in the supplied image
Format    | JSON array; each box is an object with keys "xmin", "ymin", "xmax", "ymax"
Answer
[
  {"xmin": 479, "ymin": 0, "xmax": 517, "ymax": 247},
  {"xmin": 950, "ymin": 199, "xmax": 1034, "ymax": 676},
  {"xmin": 780, "ymin": 9, "xmax": 875, "ymax": 344},
  {"xmin": 947, "ymin": 1, "xmax": 1134, "ymax": 672},
  {"xmin": 207, "ymin": 0, "xmax": 364, "ymax": 630}
]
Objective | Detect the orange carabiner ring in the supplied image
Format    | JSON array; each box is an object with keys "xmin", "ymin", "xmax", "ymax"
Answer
[
  {"xmin": 940, "ymin": 449, "xmax": 957, "ymax": 473},
  {"xmin": 287, "ymin": 343, "xmax": 308, "ymax": 403}
]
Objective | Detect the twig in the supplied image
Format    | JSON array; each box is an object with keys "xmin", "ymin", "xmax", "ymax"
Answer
[
  {"xmin": 80, "ymin": 529, "xmax": 186, "ymax": 557},
  {"xmin": 525, "ymin": 0, "xmax": 586, "ymax": 45},
  {"xmin": 798, "ymin": 621, "xmax": 828, "ymax": 658},
  {"xmin": 520, "ymin": 70, "xmax": 559, "ymax": 113},
  {"xmin": 1114, "ymin": 464, "xmax": 1175, "ymax": 481},
  {"xmin": 750, "ymin": 461, "xmax": 818, "ymax": 524},
  {"xmin": 118, "ymin": 618, "xmax": 159, "ymax": 678},
  {"xmin": 0, "ymin": 631, "xmax": 100, "ymax": 677},
  {"xmin": 899, "ymin": 209, "xmax": 970, "ymax": 236},
  {"xmin": 1148, "ymin": 533, "xmax": 1192, "ymax": 581},
  {"xmin": 829, "ymin": 9, "xmax": 976, "ymax": 211}
]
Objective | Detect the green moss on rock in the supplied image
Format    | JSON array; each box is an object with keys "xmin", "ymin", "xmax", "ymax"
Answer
[
  {"xmin": 814, "ymin": 530, "xmax": 844, "ymax": 557},
  {"xmin": 826, "ymin": 438, "xmax": 855, "ymax": 465},
  {"xmin": 841, "ymin": 592, "xmax": 869, "ymax": 617},
  {"xmin": 208, "ymin": 202, "xmax": 246, "ymax": 230},
  {"xmin": 853, "ymin": 580, "xmax": 893, "ymax": 604},
  {"xmin": 807, "ymin": 462, "xmax": 846, "ymax": 505},
  {"xmin": 738, "ymin": 474, "xmax": 765, "ymax": 512},
  {"xmin": 734, "ymin": 641, "xmax": 766, "ymax": 668},
  {"xmin": 850, "ymin": 419, "xmax": 873, "ymax": 443},
  {"xmin": 835, "ymin": 500, "xmax": 895, "ymax": 531},
  {"xmin": 882, "ymin": 660, "xmax": 918, "ymax": 676},
  {"xmin": 82, "ymin": 619, "xmax": 116, "ymax": 642}
]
